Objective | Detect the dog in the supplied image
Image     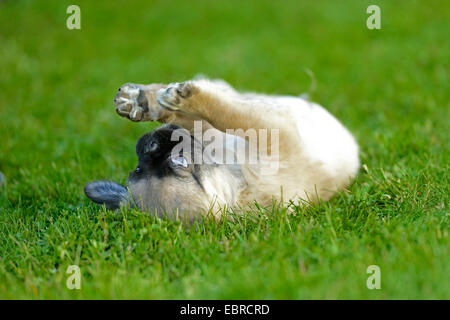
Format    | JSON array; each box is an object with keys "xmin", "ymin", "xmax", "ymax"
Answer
[{"xmin": 85, "ymin": 78, "xmax": 359, "ymax": 221}]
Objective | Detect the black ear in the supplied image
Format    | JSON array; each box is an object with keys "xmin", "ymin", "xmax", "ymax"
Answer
[{"xmin": 84, "ymin": 181, "xmax": 129, "ymax": 210}]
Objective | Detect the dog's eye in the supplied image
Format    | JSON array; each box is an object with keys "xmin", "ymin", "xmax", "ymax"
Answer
[{"xmin": 135, "ymin": 166, "xmax": 142, "ymax": 174}]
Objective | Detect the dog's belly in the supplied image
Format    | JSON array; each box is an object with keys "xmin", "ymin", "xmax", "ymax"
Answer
[
  {"xmin": 271, "ymin": 96, "xmax": 360, "ymax": 179},
  {"xmin": 207, "ymin": 94, "xmax": 360, "ymax": 205},
  {"xmin": 233, "ymin": 95, "xmax": 360, "ymax": 205}
]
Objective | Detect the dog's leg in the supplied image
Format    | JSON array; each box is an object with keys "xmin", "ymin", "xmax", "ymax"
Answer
[
  {"xmin": 114, "ymin": 83, "xmax": 214, "ymax": 133},
  {"xmin": 157, "ymin": 80, "xmax": 292, "ymax": 132},
  {"xmin": 156, "ymin": 80, "xmax": 297, "ymax": 154}
]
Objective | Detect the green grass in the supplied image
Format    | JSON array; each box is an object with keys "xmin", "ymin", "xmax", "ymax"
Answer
[{"xmin": 0, "ymin": 0, "xmax": 449, "ymax": 299}]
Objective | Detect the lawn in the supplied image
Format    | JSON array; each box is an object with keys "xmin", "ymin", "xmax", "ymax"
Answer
[{"xmin": 0, "ymin": 0, "xmax": 448, "ymax": 299}]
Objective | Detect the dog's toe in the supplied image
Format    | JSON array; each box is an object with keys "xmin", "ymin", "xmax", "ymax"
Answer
[{"xmin": 156, "ymin": 82, "xmax": 197, "ymax": 111}]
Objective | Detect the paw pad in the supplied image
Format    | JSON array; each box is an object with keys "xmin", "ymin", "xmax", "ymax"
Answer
[{"xmin": 114, "ymin": 83, "xmax": 148, "ymax": 121}]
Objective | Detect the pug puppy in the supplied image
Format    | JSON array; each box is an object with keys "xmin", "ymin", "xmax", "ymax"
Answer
[{"xmin": 85, "ymin": 78, "xmax": 359, "ymax": 221}]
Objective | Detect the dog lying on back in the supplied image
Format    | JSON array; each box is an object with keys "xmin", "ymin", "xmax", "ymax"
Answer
[{"xmin": 85, "ymin": 78, "xmax": 359, "ymax": 220}]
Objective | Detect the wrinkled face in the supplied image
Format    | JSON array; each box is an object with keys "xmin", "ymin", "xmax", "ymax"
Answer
[
  {"xmin": 128, "ymin": 124, "xmax": 214, "ymax": 218},
  {"xmin": 85, "ymin": 124, "xmax": 218, "ymax": 220}
]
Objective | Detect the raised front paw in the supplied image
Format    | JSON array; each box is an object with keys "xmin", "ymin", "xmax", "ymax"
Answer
[
  {"xmin": 114, "ymin": 83, "xmax": 169, "ymax": 122},
  {"xmin": 114, "ymin": 83, "xmax": 149, "ymax": 122},
  {"xmin": 156, "ymin": 82, "xmax": 197, "ymax": 112}
]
